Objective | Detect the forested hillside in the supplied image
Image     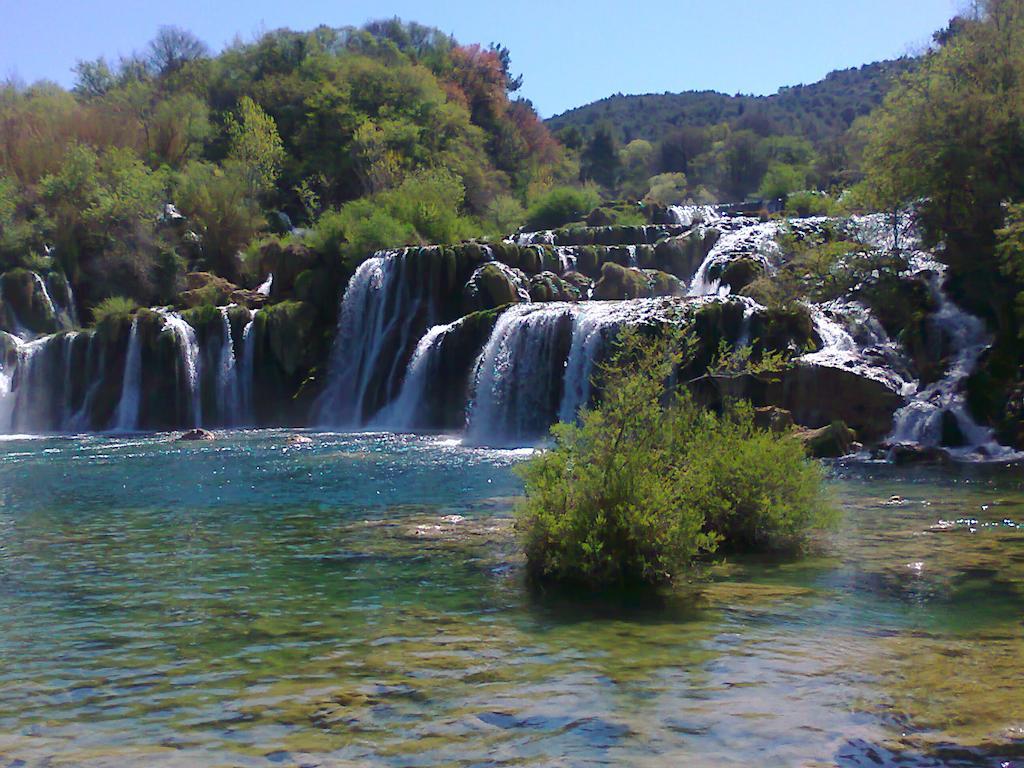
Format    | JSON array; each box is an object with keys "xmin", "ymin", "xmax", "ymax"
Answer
[
  {"xmin": 546, "ymin": 59, "xmax": 915, "ymax": 147},
  {"xmin": 536, "ymin": 58, "xmax": 920, "ymax": 206},
  {"xmin": 0, "ymin": 20, "xmax": 570, "ymax": 311}
]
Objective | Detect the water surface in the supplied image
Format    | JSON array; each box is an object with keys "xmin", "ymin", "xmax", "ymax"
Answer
[{"xmin": 0, "ymin": 432, "xmax": 1021, "ymax": 766}]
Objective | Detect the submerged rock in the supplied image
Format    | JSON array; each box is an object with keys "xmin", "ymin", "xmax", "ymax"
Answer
[{"xmin": 178, "ymin": 428, "xmax": 215, "ymax": 441}]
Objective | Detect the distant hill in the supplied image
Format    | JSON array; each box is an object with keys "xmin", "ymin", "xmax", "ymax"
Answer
[{"xmin": 546, "ymin": 58, "xmax": 916, "ymax": 147}]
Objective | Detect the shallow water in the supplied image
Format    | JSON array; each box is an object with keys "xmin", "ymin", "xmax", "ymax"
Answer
[{"xmin": 0, "ymin": 432, "xmax": 1021, "ymax": 767}]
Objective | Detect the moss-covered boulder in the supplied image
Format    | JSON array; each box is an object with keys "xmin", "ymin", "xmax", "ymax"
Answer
[
  {"xmin": 250, "ymin": 300, "xmax": 321, "ymax": 425},
  {"xmin": 529, "ymin": 272, "xmax": 583, "ymax": 303},
  {"xmin": 652, "ymin": 228, "xmax": 720, "ymax": 280},
  {"xmin": 463, "ymin": 263, "xmax": 528, "ymax": 312},
  {"xmin": 592, "ymin": 263, "xmax": 650, "ymax": 301},
  {"xmin": 258, "ymin": 239, "xmax": 317, "ymax": 299},
  {"xmin": 179, "ymin": 272, "xmax": 240, "ymax": 308},
  {"xmin": 714, "ymin": 258, "xmax": 764, "ymax": 293},
  {"xmin": 796, "ymin": 421, "xmax": 857, "ymax": 457}
]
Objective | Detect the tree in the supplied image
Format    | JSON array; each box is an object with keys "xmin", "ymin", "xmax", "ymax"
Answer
[
  {"xmin": 226, "ymin": 96, "xmax": 285, "ymax": 196},
  {"xmin": 147, "ymin": 26, "xmax": 209, "ymax": 76},
  {"xmin": 580, "ymin": 122, "xmax": 621, "ymax": 189}
]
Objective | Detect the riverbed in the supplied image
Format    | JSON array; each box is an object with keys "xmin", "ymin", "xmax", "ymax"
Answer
[{"xmin": 0, "ymin": 431, "xmax": 1021, "ymax": 766}]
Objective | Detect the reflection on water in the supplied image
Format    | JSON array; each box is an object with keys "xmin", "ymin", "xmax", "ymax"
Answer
[{"xmin": 0, "ymin": 432, "xmax": 1021, "ymax": 766}]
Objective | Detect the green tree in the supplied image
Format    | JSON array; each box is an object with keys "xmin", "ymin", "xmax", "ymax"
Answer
[
  {"xmin": 226, "ymin": 96, "xmax": 286, "ymax": 196},
  {"xmin": 580, "ymin": 122, "xmax": 621, "ymax": 189}
]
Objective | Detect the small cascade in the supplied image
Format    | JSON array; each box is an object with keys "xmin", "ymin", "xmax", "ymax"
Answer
[
  {"xmin": 215, "ymin": 306, "xmax": 241, "ymax": 426},
  {"xmin": 371, "ymin": 321, "xmax": 456, "ymax": 431},
  {"xmin": 688, "ymin": 218, "xmax": 783, "ymax": 296},
  {"xmin": 316, "ymin": 251, "xmax": 439, "ymax": 426},
  {"xmin": 257, "ymin": 273, "xmax": 274, "ymax": 296},
  {"xmin": 239, "ymin": 309, "xmax": 258, "ymax": 426},
  {"xmin": 800, "ymin": 300, "xmax": 913, "ymax": 394},
  {"xmin": 111, "ymin": 318, "xmax": 143, "ymax": 432},
  {"xmin": 157, "ymin": 309, "xmax": 202, "ymax": 428},
  {"xmin": 626, "ymin": 245, "xmax": 638, "ymax": 267},
  {"xmin": 515, "ymin": 230, "xmax": 554, "ymax": 246},
  {"xmin": 667, "ymin": 204, "xmax": 721, "ymax": 227},
  {"xmin": 555, "ymin": 247, "xmax": 578, "ymax": 273},
  {"xmin": 0, "ymin": 332, "xmax": 22, "ymax": 430},
  {"xmin": 31, "ymin": 273, "xmax": 58, "ymax": 325},
  {"xmin": 886, "ymin": 274, "xmax": 1017, "ymax": 458}
]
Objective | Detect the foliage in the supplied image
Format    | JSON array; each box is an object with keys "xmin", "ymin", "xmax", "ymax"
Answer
[
  {"xmin": 90, "ymin": 295, "xmax": 138, "ymax": 324},
  {"xmin": 857, "ymin": 0, "xmax": 1024, "ymax": 321},
  {"xmin": 644, "ymin": 172, "xmax": 689, "ymax": 206},
  {"xmin": 0, "ymin": 19, "xmax": 565, "ymax": 303},
  {"xmin": 785, "ymin": 190, "xmax": 840, "ymax": 217},
  {"xmin": 225, "ymin": 96, "xmax": 285, "ymax": 195},
  {"xmin": 523, "ymin": 185, "xmax": 601, "ymax": 230},
  {"xmin": 758, "ymin": 163, "xmax": 807, "ymax": 199},
  {"xmin": 516, "ymin": 328, "xmax": 832, "ymax": 589}
]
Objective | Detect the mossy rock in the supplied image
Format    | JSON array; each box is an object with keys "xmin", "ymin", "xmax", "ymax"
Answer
[
  {"xmin": 716, "ymin": 258, "xmax": 764, "ymax": 292},
  {"xmin": 751, "ymin": 304, "xmax": 816, "ymax": 355},
  {"xmin": 529, "ymin": 272, "xmax": 581, "ymax": 303},
  {"xmin": 652, "ymin": 228, "xmax": 720, "ymax": 280},
  {"xmin": 797, "ymin": 421, "xmax": 857, "ymax": 458},
  {"xmin": 256, "ymin": 300, "xmax": 318, "ymax": 378},
  {"xmin": 592, "ymin": 263, "xmax": 650, "ymax": 301},
  {"xmin": 463, "ymin": 263, "xmax": 528, "ymax": 313},
  {"xmin": 0, "ymin": 268, "xmax": 59, "ymax": 337},
  {"xmin": 179, "ymin": 272, "xmax": 239, "ymax": 308},
  {"xmin": 258, "ymin": 239, "xmax": 317, "ymax": 299}
]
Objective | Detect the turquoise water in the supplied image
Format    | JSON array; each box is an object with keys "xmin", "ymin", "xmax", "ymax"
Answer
[{"xmin": 0, "ymin": 432, "xmax": 1022, "ymax": 766}]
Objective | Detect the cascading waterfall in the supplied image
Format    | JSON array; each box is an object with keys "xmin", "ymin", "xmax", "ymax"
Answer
[
  {"xmin": 371, "ymin": 321, "xmax": 457, "ymax": 431},
  {"xmin": 111, "ymin": 319, "xmax": 143, "ymax": 431},
  {"xmin": 466, "ymin": 299, "xmax": 684, "ymax": 446},
  {"xmin": 31, "ymin": 273, "xmax": 58, "ymax": 325},
  {"xmin": 886, "ymin": 273, "xmax": 1018, "ymax": 458},
  {"xmin": 239, "ymin": 309, "xmax": 258, "ymax": 426},
  {"xmin": 216, "ymin": 306, "xmax": 241, "ymax": 426},
  {"xmin": 688, "ymin": 218, "xmax": 784, "ymax": 296},
  {"xmin": 157, "ymin": 309, "xmax": 202, "ymax": 428},
  {"xmin": 316, "ymin": 251, "xmax": 438, "ymax": 426},
  {"xmin": 466, "ymin": 304, "xmax": 573, "ymax": 445},
  {"xmin": 667, "ymin": 204, "xmax": 721, "ymax": 227}
]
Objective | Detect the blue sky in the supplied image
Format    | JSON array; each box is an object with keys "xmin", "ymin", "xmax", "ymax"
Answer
[{"xmin": 0, "ymin": 0, "xmax": 959, "ymax": 117}]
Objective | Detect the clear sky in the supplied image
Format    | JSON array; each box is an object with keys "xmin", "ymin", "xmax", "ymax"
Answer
[{"xmin": 0, "ymin": 0, "xmax": 960, "ymax": 117}]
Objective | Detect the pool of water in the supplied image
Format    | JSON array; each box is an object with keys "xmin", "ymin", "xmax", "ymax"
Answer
[{"xmin": 0, "ymin": 431, "xmax": 1021, "ymax": 766}]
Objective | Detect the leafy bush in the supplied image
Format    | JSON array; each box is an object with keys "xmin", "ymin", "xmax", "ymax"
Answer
[
  {"xmin": 516, "ymin": 329, "xmax": 831, "ymax": 589},
  {"xmin": 90, "ymin": 295, "xmax": 137, "ymax": 325},
  {"xmin": 785, "ymin": 190, "xmax": 839, "ymax": 218},
  {"xmin": 523, "ymin": 185, "xmax": 601, "ymax": 230}
]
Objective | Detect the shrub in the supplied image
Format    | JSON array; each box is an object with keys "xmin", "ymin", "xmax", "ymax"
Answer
[
  {"xmin": 523, "ymin": 185, "xmax": 601, "ymax": 230},
  {"xmin": 515, "ymin": 328, "xmax": 832, "ymax": 590},
  {"xmin": 785, "ymin": 190, "xmax": 838, "ymax": 218},
  {"xmin": 90, "ymin": 295, "xmax": 137, "ymax": 325}
]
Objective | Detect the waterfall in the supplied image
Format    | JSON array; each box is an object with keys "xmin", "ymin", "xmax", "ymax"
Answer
[
  {"xmin": 466, "ymin": 299, "xmax": 683, "ymax": 446},
  {"xmin": 239, "ymin": 309, "xmax": 258, "ymax": 426},
  {"xmin": 157, "ymin": 309, "xmax": 202, "ymax": 428},
  {"xmin": 32, "ymin": 273, "xmax": 58, "ymax": 325},
  {"xmin": 667, "ymin": 204, "xmax": 721, "ymax": 227},
  {"xmin": 371, "ymin": 321, "xmax": 457, "ymax": 431},
  {"xmin": 886, "ymin": 274, "xmax": 1018, "ymax": 458},
  {"xmin": 216, "ymin": 306, "xmax": 241, "ymax": 426},
  {"xmin": 0, "ymin": 332, "xmax": 21, "ymax": 430},
  {"xmin": 316, "ymin": 251, "xmax": 436, "ymax": 427},
  {"xmin": 111, "ymin": 318, "xmax": 143, "ymax": 431},
  {"xmin": 257, "ymin": 273, "xmax": 274, "ymax": 296},
  {"xmin": 626, "ymin": 245, "xmax": 638, "ymax": 267},
  {"xmin": 688, "ymin": 219, "xmax": 783, "ymax": 296},
  {"xmin": 466, "ymin": 304, "xmax": 573, "ymax": 445},
  {"xmin": 800, "ymin": 300, "xmax": 913, "ymax": 394},
  {"xmin": 556, "ymin": 247, "xmax": 578, "ymax": 273}
]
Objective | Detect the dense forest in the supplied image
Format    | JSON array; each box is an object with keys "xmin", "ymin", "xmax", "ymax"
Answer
[
  {"xmin": 0, "ymin": 20, "xmax": 572, "ymax": 311},
  {"xmin": 544, "ymin": 59, "xmax": 918, "ymax": 204}
]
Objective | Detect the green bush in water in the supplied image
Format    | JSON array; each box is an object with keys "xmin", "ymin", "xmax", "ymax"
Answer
[
  {"xmin": 515, "ymin": 328, "xmax": 832, "ymax": 589},
  {"xmin": 523, "ymin": 185, "xmax": 601, "ymax": 230},
  {"xmin": 90, "ymin": 295, "xmax": 137, "ymax": 325}
]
